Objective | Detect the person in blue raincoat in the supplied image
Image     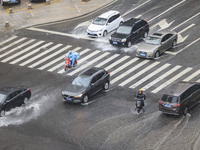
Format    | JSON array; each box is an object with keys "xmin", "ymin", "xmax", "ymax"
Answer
[{"xmin": 66, "ymin": 51, "xmax": 77, "ymax": 67}]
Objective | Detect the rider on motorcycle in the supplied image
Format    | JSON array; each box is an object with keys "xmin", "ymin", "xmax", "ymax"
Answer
[
  {"xmin": 135, "ymin": 89, "xmax": 146, "ymax": 112},
  {"xmin": 66, "ymin": 51, "xmax": 76, "ymax": 67}
]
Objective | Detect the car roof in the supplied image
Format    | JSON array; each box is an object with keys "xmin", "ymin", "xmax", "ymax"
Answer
[
  {"xmin": 80, "ymin": 67, "xmax": 105, "ymax": 77},
  {"xmin": 150, "ymin": 31, "xmax": 176, "ymax": 38},
  {"xmin": 0, "ymin": 87, "xmax": 25, "ymax": 95},
  {"xmin": 99, "ymin": 10, "xmax": 120, "ymax": 19},
  {"xmin": 122, "ymin": 18, "xmax": 145, "ymax": 26},
  {"xmin": 164, "ymin": 81, "xmax": 198, "ymax": 97}
]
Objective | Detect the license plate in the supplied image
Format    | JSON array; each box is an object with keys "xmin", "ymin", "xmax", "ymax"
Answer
[
  {"xmin": 165, "ymin": 104, "xmax": 171, "ymax": 107},
  {"xmin": 89, "ymin": 33, "xmax": 94, "ymax": 35},
  {"xmin": 67, "ymin": 98, "xmax": 72, "ymax": 101},
  {"xmin": 11, "ymin": 0, "xmax": 16, "ymax": 2},
  {"xmin": 113, "ymin": 42, "xmax": 118, "ymax": 45},
  {"xmin": 140, "ymin": 53, "xmax": 146, "ymax": 57}
]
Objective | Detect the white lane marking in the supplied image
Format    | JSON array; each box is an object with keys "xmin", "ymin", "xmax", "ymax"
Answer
[
  {"xmin": 2, "ymin": 41, "xmax": 44, "ymax": 63},
  {"xmin": 196, "ymin": 79, "xmax": 200, "ymax": 82},
  {"xmin": 66, "ymin": 52, "xmax": 109, "ymax": 75},
  {"xmin": 105, "ymin": 56, "xmax": 130, "ymax": 71},
  {"xmin": 110, "ymin": 58, "xmax": 139, "ymax": 76},
  {"xmin": 19, "ymin": 44, "xmax": 63, "ymax": 66},
  {"xmin": 110, "ymin": 60, "xmax": 149, "ymax": 84},
  {"xmin": 178, "ymin": 23, "xmax": 195, "ymax": 34},
  {"xmin": 0, "ymin": 39, "xmax": 35, "ymax": 59},
  {"xmin": 148, "ymin": 0, "xmax": 186, "ymax": 23},
  {"xmin": 0, "ymin": 36, "xmax": 18, "ymax": 46},
  {"xmin": 47, "ymin": 47, "xmax": 85, "ymax": 72},
  {"xmin": 10, "ymin": 42, "xmax": 53, "ymax": 64},
  {"xmin": 39, "ymin": 47, "xmax": 81, "ymax": 70},
  {"xmin": 171, "ymin": 12, "xmax": 200, "ymax": 31},
  {"xmin": 95, "ymin": 54, "xmax": 119, "ymax": 68},
  {"xmin": 142, "ymin": 65, "xmax": 181, "ymax": 91},
  {"xmin": 29, "ymin": 45, "xmax": 72, "ymax": 68},
  {"xmin": 152, "ymin": 67, "xmax": 192, "ymax": 93},
  {"xmin": 183, "ymin": 70, "xmax": 200, "ymax": 82},
  {"xmin": 135, "ymin": 15, "xmax": 142, "ymax": 18},
  {"xmin": 150, "ymin": 19, "xmax": 174, "ymax": 30},
  {"xmin": 27, "ymin": 27, "xmax": 108, "ymax": 43},
  {"xmin": 119, "ymin": 62, "xmax": 160, "ymax": 86},
  {"xmin": 0, "ymin": 38, "xmax": 27, "ymax": 53},
  {"xmin": 123, "ymin": 0, "xmax": 151, "ymax": 16},
  {"xmin": 129, "ymin": 63, "xmax": 171, "ymax": 89}
]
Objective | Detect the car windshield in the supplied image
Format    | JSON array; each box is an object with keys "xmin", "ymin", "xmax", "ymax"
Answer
[
  {"xmin": 0, "ymin": 93, "xmax": 6, "ymax": 104},
  {"xmin": 161, "ymin": 94, "xmax": 179, "ymax": 103},
  {"xmin": 116, "ymin": 26, "xmax": 132, "ymax": 35},
  {"xmin": 72, "ymin": 76, "xmax": 90, "ymax": 87},
  {"xmin": 93, "ymin": 17, "xmax": 107, "ymax": 25},
  {"xmin": 145, "ymin": 36, "xmax": 161, "ymax": 45}
]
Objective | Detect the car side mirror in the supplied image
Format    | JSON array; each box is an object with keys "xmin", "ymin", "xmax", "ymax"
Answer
[{"xmin": 91, "ymin": 83, "xmax": 94, "ymax": 86}]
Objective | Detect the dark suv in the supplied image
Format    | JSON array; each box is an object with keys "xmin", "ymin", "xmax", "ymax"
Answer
[
  {"xmin": 109, "ymin": 18, "xmax": 149, "ymax": 47},
  {"xmin": 62, "ymin": 67, "xmax": 110, "ymax": 103},
  {"xmin": 159, "ymin": 82, "xmax": 200, "ymax": 116}
]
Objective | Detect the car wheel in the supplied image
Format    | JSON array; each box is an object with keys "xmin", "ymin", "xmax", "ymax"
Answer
[
  {"xmin": 172, "ymin": 40, "xmax": 177, "ymax": 48},
  {"xmin": 183, "ymin": 107, "xmax": 188, "ymax": 116},
  {"xmin": 155, "ymin": 51, "xmax": 160, "ymax": 58},
  {"xmin": 127, "ymin": 41, "xmax": 132, "ymax": 48},
  {"xmin": 23, "ymin": 97, "xmax": 29, "ymax": 105},
  {"xmin": 0, "ymin": 110, "xmax": 5, "ymax": 117},
  {"xmin": 103, "ymin": 30, "xmax": 107, "ymax": 37},
  {"xmin": 82, "ymin": 95, "xmax": 89, "ymax": 103},
  {"xmin": 103, "ymin": 81, "xmax": 109, "ymax": 91},
  {"xmin": 143, "ymin": 32, "xmax": 148, "ymax": 38},
  {"xmin": 1, "ymin": 0, "xmax": 4, "ymax": 6},
  {"xmin": 119, "ymin": 21, "xmax": 123, "ymax": 26},
  {"xmin": 18, "ymin": 0, "xmax": 20, "ymax": 4}
]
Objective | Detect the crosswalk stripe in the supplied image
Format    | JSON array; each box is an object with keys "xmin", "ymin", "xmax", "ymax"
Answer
[
  {"xmin": 119, "ymin": 62, "xmax": 160, "ymax": 87},
  {"xmin": 95, "ymin": 54, "xmax": 119, "ymax": 68},
  {"xmin": 2, "ymin": 41, "xmax": 45, "ymax": 63},
  {"xmin": 183, "ymin": 70, "xmax": 200, "ymax": 82},
  {"xmin": 65, "ymin": 52, "xmax": 109, "ymax": 75},
  {"xmin": 10, "ymin": 42, "xmax": 53, "ymax": 64},
  {"xmin": 142, "ymin": 65, "xmax": 182, "ymax": 91},
  {"xmin": 0, "ymin": 38, "xmax": 27, "ymax": 53},
  {"xmin": 0, "ymin": 36, "xmax": 18, "ymax": 46},
  {"xmin": 152, "ymin": 67, "xmax": 193, "ymax": 93},
  {"xmin": 0, "ymin": 39, "xmax": 35, "ymax": 59},
  {"xmin": 28, "ymin": 45, "xmax": 72, "ymax": 68},
  {"xmin": 38, "ymin": 47, "xmax": 81, "ymax": 70},
  {"xmin": 111, "ymin": 60, "xmax": 150, "ymax": 84},
  {"xmin": 19, "ymin": 43, "xmax": 63, "ymax": 66},
  {"xmin": 129, "ymin": 63, "xmax": 171, "ymax": 89},
  {"xmin": 47, "ymin": 48, "xmax": 90, "ymax": 72},
  {"xmin": 110, "ymin": 58, "xmax": 139, "ymax": 76},
  {"xmin": 196, "ymin": 79, "xmax": 200, "ymax": 82},
  {"xmin": 105, "ymin": 56, "xmax": 130, "ymax": 71}
]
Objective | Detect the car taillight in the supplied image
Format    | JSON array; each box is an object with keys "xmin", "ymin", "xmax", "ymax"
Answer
[
  {"xmin": 158, "ymin": 100, "xmax": 162, "ymax": 104},
  {"xmin": 29, "ymin": 89, "xmax": 31, "ymax": 92},
  {"xmin": 106, "ymin": 71, "xmax": 110, "ymax": 77},
  {"xmin": 173, "ymin": 103, "xmax": 181, "ymax": 107}
]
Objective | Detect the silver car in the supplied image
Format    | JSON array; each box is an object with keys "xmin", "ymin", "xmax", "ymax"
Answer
[{"xmin": 136, "ymin": 31, "xmax": 178, "ymax": 58}]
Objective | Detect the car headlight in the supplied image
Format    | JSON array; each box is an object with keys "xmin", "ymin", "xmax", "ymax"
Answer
[
  {"xmin": 109, "ymin": 36, "xmax": 111, "ymax": 40},
  {"xmin": 121, "ymin": 38, "xmax": 126, "ymax": 42},
  {"xmin": 74, "ymin": 94, "xmax": 83, "ymax": 98}
]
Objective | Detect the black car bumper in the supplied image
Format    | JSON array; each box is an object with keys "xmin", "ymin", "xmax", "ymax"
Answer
[
  {"xmin": 109, "ymin": 40, "xmax": 127, "ymax": 47},
  {"xmin": 62, "ymin": 96, "xmax": 82, "ymax": 103},
  {"xmin": 159, "ymin": 106, "xmax": 180, "ymax": 115}
]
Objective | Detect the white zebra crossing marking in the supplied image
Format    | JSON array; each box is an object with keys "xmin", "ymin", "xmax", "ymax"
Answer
[
  {"xmin": 142, "ymin": 65, "xmax": 182, "ymax": 91},
  {"xmin": 28, "ymin": 45, "xmax": 72, "ymax": 68},
  {"xmin": 0, "ymin": 39, "xmax": 35, "ymax": 59},
  {"xmin": 10, "ymin": 42, "xmax": 53, "ymax": 64},
  {"xmin": 2, "ymin": 41, "xmax": 45, "ymax": 63},
  {"xmin": 47, "ymin": 48, "xmax": 89, "ymax": 72},
  {"xmin": 129, "ymin": 63, "xmax": 171, "ymax": 89},
  {"xmin": 119, "ymin": 62, "xmax": 160, "ymax": 86},
  {"xmin": 105, "ymin": 56, "xmax": 130, "ymax": 71},
  {"xmin": 183, "ymin": 70, "xmax": 200, "ymax": 82},
  {"xmin": 0, "ymin": 36, "xmax": 18, "ymax": 46},
  {"xmin": 196, "ymin": 79, "xmax": 200, "ymax": 82},
  {"xmin": 0, "ymin": 38, "xmax": 27, "ymax": 53},
  {"xmin": 20, "ymin": 43, "xmax": 63, "ymax": 66},
  {"xmin": 95, "ymin": 54, "xmax": 119, "ymax": 68},
  {"xmin": 110, "ymin": 60, "xmax": 150, "ymax": 84},
  {"xmin": 110, "ymin": 58, "xmax": 139, "ymax": 76},
  {"xmin": 65, "ymin": 52, "xmax": 109, "ymax": 75},
  {"xmin": 152, "ymin": 67, "xmax": 192, "ymax": 93}
]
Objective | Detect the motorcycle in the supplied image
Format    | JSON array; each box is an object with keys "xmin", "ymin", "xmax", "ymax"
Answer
[{"xmin": 135, "ymin": 98, "xmax": 145, "ymax": 113}]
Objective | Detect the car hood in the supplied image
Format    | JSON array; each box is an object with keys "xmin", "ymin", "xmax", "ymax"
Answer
[
  {"xmin": 111, "ymin": 32, "xmax": 129, "ymax": 39},
  {"xmin": 88, "ymin": 23, "xmax": 104, "ymax": 32},
  {"xmin": 62, "ymin": 84, "xmax": 87, "ymax": 96},
  {"xmin": 138, "ymin": 43, "xmax": 160, "ymax": 52}
]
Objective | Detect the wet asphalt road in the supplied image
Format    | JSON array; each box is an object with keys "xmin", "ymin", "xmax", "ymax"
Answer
[{"xmin": 1, "ymin": 0, "xmax": 200, "ymax": 149}]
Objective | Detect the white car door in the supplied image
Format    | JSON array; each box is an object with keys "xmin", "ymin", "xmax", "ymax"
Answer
[{"xmin": 106, "ymin": 16, "xmax": 115, "ymax": 33}]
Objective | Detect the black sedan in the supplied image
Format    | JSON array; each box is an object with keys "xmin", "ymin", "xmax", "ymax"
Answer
[
  {"xmin": 0, "ymin": 87, "xmax": 31, "ymax": 117},
  {"xmin": 62, "ymin": 67, "xmax": 110, "ymax": 103}
]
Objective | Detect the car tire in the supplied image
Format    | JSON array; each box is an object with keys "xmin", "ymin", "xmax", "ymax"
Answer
[
  {"xmin": 82, "ymin": 95, "xmax": 89, "ymax": 103},
  {"xmin": 103, "ymin": 30, "xmax": 107, "ymax": 37},
  {"xmin": 155, "ymin": 51, "xmax": 160, "ymax": 58},
  {"xmin": 103, "ymin": 81, "xmax": 109, "ymax": 91},
  {"xmin": 1, "ymin": 0, "xmax": 4, "ymax": 6},
  {"xmin": 183, "ymin": 107, "xmax": 188, "ymax": 116},
  {"xmin": 143, "ymin": 32, "xmax": 148, "ymax": 38},
  {"xmin": 119, "ymin": 21, "xmax": 123, "ymax": 26},
  {"xmin": 24, "ymin": 97, "xmax": 29, "ymax": 105},
  {"xmin": 0, "ymin": 110, "xmax": 5, "ymax": 117},
  {"xmin": 172, "ymin": 40, "xmax": 177, "ymax": 48},
  {"xmin": 127, "ymin": 41, "xmax": 132, "ymax": 48}
]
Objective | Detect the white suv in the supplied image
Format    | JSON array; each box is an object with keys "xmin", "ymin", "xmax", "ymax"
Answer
[{"xmin": 87, "ymin": 10, "xmax": 124, "ymax": 37}]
